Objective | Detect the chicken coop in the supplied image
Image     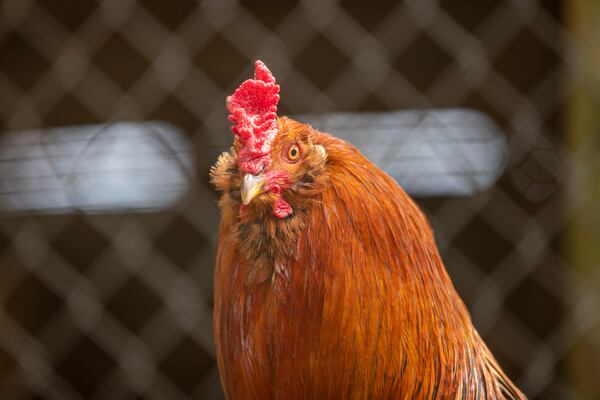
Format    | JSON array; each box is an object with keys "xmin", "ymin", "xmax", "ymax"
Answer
[{"xmin": 0, "ymin": 0, "xmax": 599, "ymax": 399}]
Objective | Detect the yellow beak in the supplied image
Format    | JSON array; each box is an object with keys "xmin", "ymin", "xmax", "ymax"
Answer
[{"xmin": 241, "ymin": 174, "xmax": 266, "ymax": 205}]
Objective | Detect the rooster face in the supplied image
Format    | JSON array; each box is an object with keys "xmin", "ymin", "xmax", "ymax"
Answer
[
  {"xmin": 210, "ymin": 117, "xmax": 328, "ymax": 265},
  {"xmin": 232, "ymin": 117, "xmax": 327, "ymax": 219}
]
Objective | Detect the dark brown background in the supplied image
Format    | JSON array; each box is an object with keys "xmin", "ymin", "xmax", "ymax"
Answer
[{"xmin": 1, "ymin": 1, "xmax": 597, "ymax": 399}]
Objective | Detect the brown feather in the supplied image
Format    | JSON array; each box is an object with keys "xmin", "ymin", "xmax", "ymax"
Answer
[{"xmin": 211, "ymin": 118, "xmax": 526, "ymax": 399}]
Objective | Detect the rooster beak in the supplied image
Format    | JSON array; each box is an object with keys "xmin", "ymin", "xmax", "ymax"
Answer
[{"xmin": 241, "ymin": 174, "xmax": 266, "ymax": 205}]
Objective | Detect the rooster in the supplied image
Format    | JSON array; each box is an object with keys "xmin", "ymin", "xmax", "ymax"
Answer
[{"xmin": 210, "ymin": 61, "xmax": 525, "ymax": 399}]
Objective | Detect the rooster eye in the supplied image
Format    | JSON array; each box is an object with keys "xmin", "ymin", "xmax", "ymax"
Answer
[{"xmin": 286, "ymin": 144, "xmax": 301, "ymax": 162}]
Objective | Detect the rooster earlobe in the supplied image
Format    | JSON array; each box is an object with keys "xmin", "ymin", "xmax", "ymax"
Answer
[{"xmin": 315, "ymin": 144, "xmax": 327, "ymax": 161}]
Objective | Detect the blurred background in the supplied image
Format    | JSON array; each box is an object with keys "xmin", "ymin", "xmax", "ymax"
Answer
[{"xmin": 0, "ymin": 0, "xmax": 599, "ymax": 399}]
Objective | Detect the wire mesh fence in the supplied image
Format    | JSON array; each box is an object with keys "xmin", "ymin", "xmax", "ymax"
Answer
[{"xmin": 0, "ymin": 0, "xmax": 599, "ymax": 399}]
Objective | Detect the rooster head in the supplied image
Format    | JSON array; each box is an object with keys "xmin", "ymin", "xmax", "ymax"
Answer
[{"xmin": 222, "ymin": 61, "xmax": 327, "ymax": 219}]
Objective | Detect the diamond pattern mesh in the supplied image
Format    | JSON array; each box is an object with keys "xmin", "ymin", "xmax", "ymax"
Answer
[{"xmin": 1, "ymin": 0, "xmax": 599, "ymax": 399}]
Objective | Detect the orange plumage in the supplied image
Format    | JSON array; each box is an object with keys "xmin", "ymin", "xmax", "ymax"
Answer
[{"xmin": 211, "ymin": 62, "xmax": 525, "ymax": 399}]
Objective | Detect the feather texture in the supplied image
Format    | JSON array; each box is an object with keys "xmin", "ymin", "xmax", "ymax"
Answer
[{"xmin": 212, "ymin": 118, "xmax": 525, "ymax": 399}]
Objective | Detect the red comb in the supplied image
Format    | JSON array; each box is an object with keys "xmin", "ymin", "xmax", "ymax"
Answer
[{"xmin": 226, "ymin": 60, "xmax": 280, "ymax": 175}]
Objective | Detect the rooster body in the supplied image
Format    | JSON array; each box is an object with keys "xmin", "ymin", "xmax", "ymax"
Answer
[{"xmin": 211, "ymin": 62, "xmax": 525, "ymax": 399}]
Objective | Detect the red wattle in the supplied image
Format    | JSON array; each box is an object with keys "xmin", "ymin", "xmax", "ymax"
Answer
[{"xmin": 273, "ymin": 197, "xmax": 293, "ymax": 219}]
